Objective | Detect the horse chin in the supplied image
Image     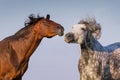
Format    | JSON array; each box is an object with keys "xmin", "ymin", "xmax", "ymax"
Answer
[
  {"xmin": 47, "ymin": 36, "xmax": 54, "ymax": 38},
  {"xmin": 65, "ymin": 38, "xmax": 81, "ymax": 44},
  {"xmin": 64, "ymin": 38, "xmax": 76, "ymax": 44},
  {"xmin": 47, "ymin": 32, "xmax": 64, "ymax": 38}
]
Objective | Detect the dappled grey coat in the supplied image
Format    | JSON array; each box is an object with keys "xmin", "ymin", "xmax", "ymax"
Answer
[
  {"xmin": 78, "ymin": 19, "xmax": 120, "ymax": 80},
  {"xmin": 65, "ymin": 17, "xmax": 120, "ymax": 80}
]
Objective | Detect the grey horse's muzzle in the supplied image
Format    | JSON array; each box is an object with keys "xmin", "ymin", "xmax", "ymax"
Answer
[{"xmin": 64, "ymin": 32, "xmax": 75, "ymax": 43}]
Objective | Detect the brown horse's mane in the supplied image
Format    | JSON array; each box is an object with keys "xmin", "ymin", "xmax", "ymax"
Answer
[
  {"xmin": 24, "ymin": 14, "xmax": 44, "ymax": 27},
  {"xmin": 15, "ymin": 14, "xmax": 44, "ymax": 37}
]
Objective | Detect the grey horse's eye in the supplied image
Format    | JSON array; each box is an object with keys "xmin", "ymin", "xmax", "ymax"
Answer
[{"xmin": 81, "ymin": 28, "xmax": 86, "ymax": 31}]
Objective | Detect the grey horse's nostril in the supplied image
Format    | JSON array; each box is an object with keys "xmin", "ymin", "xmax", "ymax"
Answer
[{"xmin": 65, "ymin": 33, "xmax": 74, "ymax": 39}]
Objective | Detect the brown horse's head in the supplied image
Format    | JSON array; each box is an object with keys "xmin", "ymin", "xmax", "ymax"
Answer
[{"xmin": 33, "ymin": 14, "xmax": 64, "ymax": 38}]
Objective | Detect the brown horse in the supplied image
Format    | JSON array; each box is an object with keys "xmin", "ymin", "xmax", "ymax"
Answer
[{"xmin": 0, "ymin": 14, "xmax": 64, "ymax": 80}]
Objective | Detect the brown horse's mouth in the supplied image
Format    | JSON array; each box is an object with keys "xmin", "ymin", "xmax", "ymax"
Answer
[{"xmin": 47, "ymin": 32, "xmax": 64, "ymax": 38}]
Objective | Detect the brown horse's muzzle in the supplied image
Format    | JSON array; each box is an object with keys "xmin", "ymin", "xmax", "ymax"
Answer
[{"xmin": 57, "ymin": 25, "xmax": 64, "ymax": 36}]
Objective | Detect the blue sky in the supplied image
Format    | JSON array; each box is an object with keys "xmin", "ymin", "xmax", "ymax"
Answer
[{"xmin": 0, "ymin": 0, "xmax": 120, "ymax": 80}]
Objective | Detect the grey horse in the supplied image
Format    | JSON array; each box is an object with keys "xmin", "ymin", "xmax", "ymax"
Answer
[{"xmin": 64, "ymin": 17, "xmax": 120, "ymax": 80}]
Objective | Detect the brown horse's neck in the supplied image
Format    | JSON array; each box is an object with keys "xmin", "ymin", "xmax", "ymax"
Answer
[{"xmin": 12, "ymin": 24, "xmax": 43, "ymax": 63}]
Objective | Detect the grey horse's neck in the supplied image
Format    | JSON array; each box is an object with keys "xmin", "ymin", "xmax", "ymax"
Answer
[{"xmin": 81, "ymin": 36, "xmax": 105, "ymax": 52}]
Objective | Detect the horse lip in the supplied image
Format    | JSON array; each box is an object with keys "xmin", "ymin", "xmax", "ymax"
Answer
[
  {"xmin": 64, "ymin": 39, "xmax": 72, "ymax": 43},
  {"xmin": 64, "ymin": 38, "xmax": 70, "ymax": 43}
]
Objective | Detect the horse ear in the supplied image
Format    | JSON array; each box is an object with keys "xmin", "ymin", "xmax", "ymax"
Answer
[{"xmin": 46, "ymin": 14, "xmax": 50, "ymax": 20}]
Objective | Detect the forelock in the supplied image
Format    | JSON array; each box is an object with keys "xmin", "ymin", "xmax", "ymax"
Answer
[
  {"xmin": 78, "ymin": 17, "xmax": 101, "ymax": 32},
  {"xmin": 78, "ymin": 17, "xmax": 102, "ymax": 39}
]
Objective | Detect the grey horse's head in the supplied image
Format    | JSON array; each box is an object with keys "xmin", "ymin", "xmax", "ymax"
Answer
[{"xmin": 64, "ymin": 17, "xmax": 101, "ymax": 44}]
